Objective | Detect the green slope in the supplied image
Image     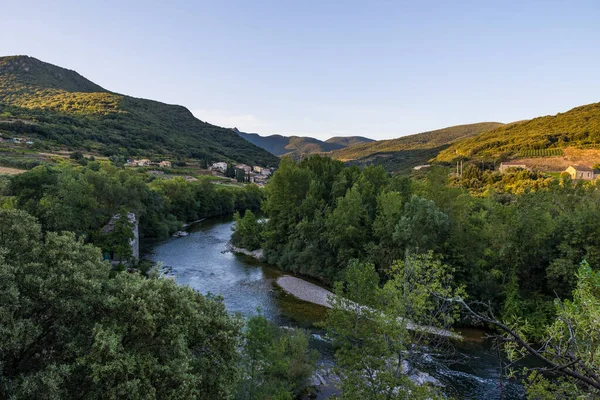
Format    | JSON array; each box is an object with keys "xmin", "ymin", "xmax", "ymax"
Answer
[
  {"xmin": 328, "ymin": 122, "xmax": 504, "ymax": 172},
  {"xmin": 0, "ymin": 55, "xmax": 279, "ymax": 166},
  {"xmin": 324, "ymin": 136, "xmax": 374, "ymax": 147},
  {"xmin": 436, "ymin": 103, "xmax": 600, "ymax": 162},
  {"xmin": 236, "ymin": 130, "xmax": 372, "ymax": 157}
]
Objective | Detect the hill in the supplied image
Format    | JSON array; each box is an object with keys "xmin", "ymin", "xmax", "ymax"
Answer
[
  {"xmin": 235, "ymin": 129, "xmax": 373, "ymax": 157},
  {"xmin": 436, "ymin": 103, "xmax": 600, "ymax": 162},
  {"xmin": 324, "ymin": 136, "xmax": 374, "ymax": 147},
  {"xmin": 329, "ymin": 122, "xmax": 504, "ymax": 172},
  {"xmin": 0, "ymin": 56, "xmax": 279, "ymax": 166}
]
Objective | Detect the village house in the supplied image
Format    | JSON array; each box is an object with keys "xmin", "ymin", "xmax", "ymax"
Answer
[
  {"xmin": 210, "ymin": 162, "xmax": 228, "ymax": 173},
  {"xmin": 499, "ymin": 162, "xmax": 531, "ymax": 173},
  {"xmin": 158, "ymin": 160, "xmax": 171, "ymax": 168},
  {"xmin": 565, "ymin": 165, "xmax": 599, "ymax": 181},
  {"xmin": 260, "ymin": 168, "xmax": 272, "ymax": 177},
  {"xmin": 235, "ymin": 164, "xmax": 253, "ymax": 173},
  {"xmin": 253, "ymin": 166, "xmax": 262, "ymax": 173},
  {"xmin": 131, "ymin": 159, "xmax": 151, "ymax": 167}
]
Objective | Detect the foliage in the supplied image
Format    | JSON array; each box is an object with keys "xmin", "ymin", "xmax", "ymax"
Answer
[
  {"xmin": 329, "ymin": 122, "xmax": 503, "ymax": 172},
  {"xmin": 94, "ymin": 211, "xmax": 135, "ymax": 260},
  {"xmin": 323, "ymin": 254, "xmax": 462, "ymax": 399},
  {"xmin": 7, "ymin": 163, "xmax": 263, "ymax": 240},
  {"xmin": 0, "ymin": 56, "xmax": 279, "ymax": 166},
  {"xmin": 232, "ymin": 210, "xmax": 263, "ymax": 251},
  {"xmin": 437, "ymin": 102, "xmax": 600, "ymax": 162},
  {"xmin": 518, "ymin": 261, "xmax": 600, "ymax": 397},
  {"xmin": 0, "ymin": 208, "xmax": 243, "ymax": 399},
  {"xmin": 454, "ymin": 261, "xmax": 600, "ymax": 397},
  {"xmin": 258, "ymin": 155, "xmax": 600, "ymax": 338},
  {"xmin": 236, "ymin": 313, "xmax": 318, "ymax": 399}
]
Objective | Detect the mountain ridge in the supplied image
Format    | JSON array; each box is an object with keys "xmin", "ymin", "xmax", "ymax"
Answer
[
  {"xmin": 0, "ymin": 55, "xmax": 279, "ymax": 166},
  {"xmin": 235, "ymin": 129, "xmax": 373, "ymax": 157},
  {"xmin": 326, "ymin": 122, "xmax": 504, "ymax": 172},
  {"xmin": 435, "ymin": 103, "xmax": 600, "ymax": 162}
]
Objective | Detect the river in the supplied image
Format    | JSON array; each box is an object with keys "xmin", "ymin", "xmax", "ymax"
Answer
[{"xmin": 143, "ymin": 216, "xmax": 525, "ymax": 399}]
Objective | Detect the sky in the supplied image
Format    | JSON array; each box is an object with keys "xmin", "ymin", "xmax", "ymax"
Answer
[{"xmin": 1, "ymin": 0, "xmax": 600, "ymax": 140}]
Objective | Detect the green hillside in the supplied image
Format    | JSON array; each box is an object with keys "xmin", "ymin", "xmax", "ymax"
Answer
[
  {"xmin": 436, "ymin": 103, "xmax": 600, "ymax": 162},
  {"xmin": 0, "ymin": 56, "xmax": 279, "ymax": 166},
  {"xmin": 324, "ymin": 136, "xmax": 374, "ymax": 147},
  {"xmin": 236, "ymin": 130, "xmax": 372, "ymax": 157},
  {"xmin": 328, "ymin": 122, "xmax": 503, "ymax": 172}
]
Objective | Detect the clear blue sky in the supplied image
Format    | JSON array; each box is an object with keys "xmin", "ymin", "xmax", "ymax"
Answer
[{"xmin": 2, "ymin": 0, "xmax": 599, "ymax": 140}]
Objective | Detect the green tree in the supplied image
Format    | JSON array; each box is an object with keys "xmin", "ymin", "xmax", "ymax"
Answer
[
  {"xmin": 393, "ymin": 195, "xmax": 450, "ymax": 254},
  {"xmin": 0, "ymin": 209, "xmax": 242, "ymax": 399},
  {"xmin": 232, "ymin": 210, "xmax": 262, "ymax": 251},
  {"xmin": 236, "ymin": 313, "xmax": 318, "ymax": 399},
  {"xmin": 326, "ymin": 185, "xmax": 369, "ymax": 273},
  {"xmin": 95, "ymin": 211, "xmax": 135, "ymax": 260},
  {"xmin": 453, "ymin": 261, "xmax": 600, "ymax": 397},
  {"xmin": 324, "ymin": 254, "xmax": 462, "ymax": 399}
]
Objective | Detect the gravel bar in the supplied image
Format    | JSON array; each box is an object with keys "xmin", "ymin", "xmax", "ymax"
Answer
[{"xmin": 275, "ymin": 275, "xmax": 462, "ymax": 339}]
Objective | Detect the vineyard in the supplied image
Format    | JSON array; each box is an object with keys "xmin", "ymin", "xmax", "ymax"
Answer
[{"xmin": 518, "ymin": 148, "xmax": 564, "ymax": 157}]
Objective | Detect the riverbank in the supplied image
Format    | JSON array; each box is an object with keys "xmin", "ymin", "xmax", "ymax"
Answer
[
  {"xmin": 277, "ymin": 275, "xmax": 333, "ymax": 308},
  {"xmin": 276, "ymin": 275, "xmax": 461, "ymax": 339},
  {"xmin": 225, "ymin": 242, "xmax": 264, "ymax": 260}
]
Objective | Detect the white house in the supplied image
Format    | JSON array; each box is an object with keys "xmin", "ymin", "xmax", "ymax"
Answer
[{"xmin": 210, "ymin": 162, "xmax": 228, "ymax": 173}]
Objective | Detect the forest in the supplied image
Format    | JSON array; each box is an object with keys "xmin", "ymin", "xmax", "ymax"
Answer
[
  {"xmin": 1, "ymin": 154, "xmax": 599, "ymax": 398},
  {"xmin": 0, "ymin": 162, "xmax": 323, "ymax": 399},
  {"xmin": 233, "ymin": 155, "xmax": 600, "ymax": 397}
]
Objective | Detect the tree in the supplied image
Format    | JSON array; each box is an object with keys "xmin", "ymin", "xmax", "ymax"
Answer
[
  {"xmin": 448, "ymin": 261, "xmax": 600, "ymax": 397},
  {"xmin": 226, "ymin": 163, "xmax": 236, "ymax": 178},
  {"xmin": 235, "ymin": 168, "xmax": 247, "ymax": 183},
  {"xmin": 232, "ymin": 210, "xmax": 262, "ymax": 251},
  {"xmin": 95, "ymin": 211, "xmax": 135, "ymax": 260},
  {"xmin": 324, "ymin": 254, "xmax": 463, "ymax": 399},
  {"xmin": 69, "ymin": 151, "xmax": 84, "ymax": 161},
  {"xmin": 236, "ymin": 313, "xmax": 318, "ymax": 399},
  {"xmin": 370, "ymin": 191, "xmax": 406, "ymax": 271},
  {"xmin": 0, "ymin": 209, "xmax": 242, "ymax": 399},
  {"xmin": 325, "ymin": 185, "xmax": 369, "ymax": 271},
  {"xmin": 393, "ymin": 195, "xmax": 450, "ymax": 254}
]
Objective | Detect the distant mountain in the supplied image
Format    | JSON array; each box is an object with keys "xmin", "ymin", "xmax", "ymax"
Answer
[
  {"xmin": 235, "ymin": 129, "xmax": 373, "ymax": 157},
  {"xmin": 329, "ymin": 122, "xmax": 504, "ymax": 172},
  {"xmin": 436, "ymin": 103, "xmax": 600, "ymax": 162},
  {"xmin": 0, "ymin": 56, "xmax": 278, "ymax": 166}
]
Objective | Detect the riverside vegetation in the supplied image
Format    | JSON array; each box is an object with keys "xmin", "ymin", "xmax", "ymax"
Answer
[
  {"xmin": 0, "ymin": 163, "xmax": 320, "ymax": 399},
  {"xmin": 1, "ymin": 155, "xmax": 599, "ymax": 397},
  {"xmin": 232, "ymin": 155, "xmax": 600, "ymax": 398}
]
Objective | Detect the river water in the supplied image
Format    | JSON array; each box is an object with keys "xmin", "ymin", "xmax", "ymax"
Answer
[{"xmin": 144, "ymin": 217, "xmax": 525, "ymax": 399}]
